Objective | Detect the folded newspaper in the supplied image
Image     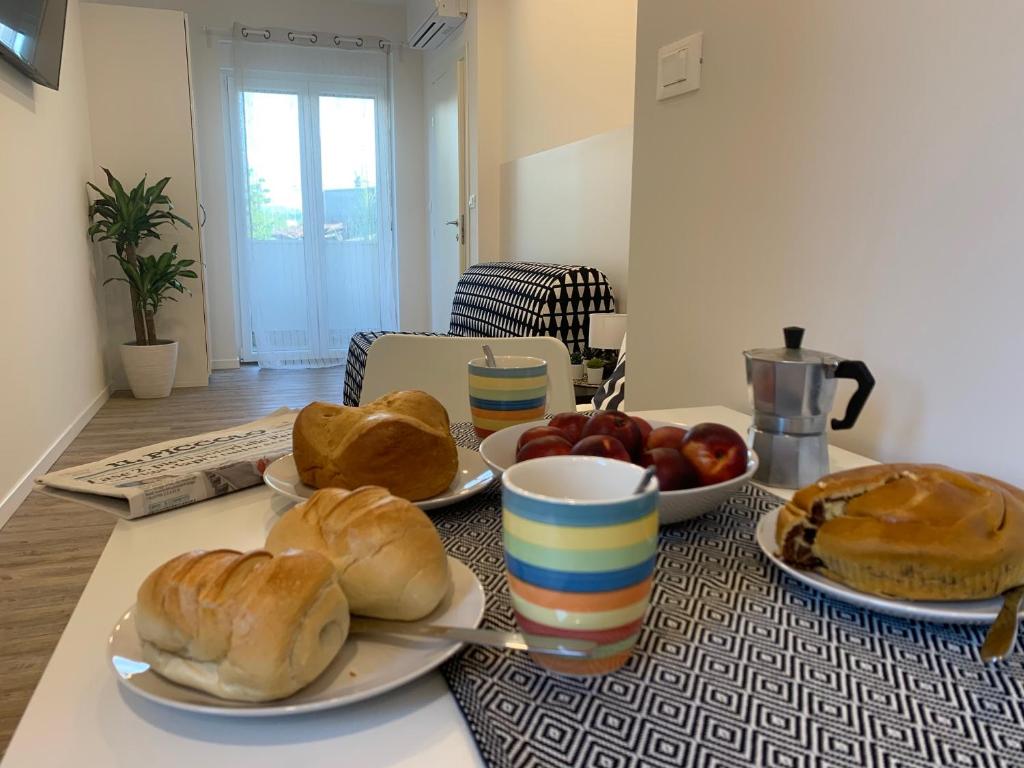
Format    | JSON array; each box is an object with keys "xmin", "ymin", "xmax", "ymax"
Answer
[{"xmin": 36, "ymin": 408, "xmax": 297, "ymax": 519}]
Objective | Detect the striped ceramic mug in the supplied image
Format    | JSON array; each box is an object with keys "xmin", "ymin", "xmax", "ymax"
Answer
[
  {"xmin": 468, "ymin": 355, "xmax": 548, "ymax": 439},
  {"xmin": 501, "ymin": 456, "xmax": 659, "ymax": 676}
]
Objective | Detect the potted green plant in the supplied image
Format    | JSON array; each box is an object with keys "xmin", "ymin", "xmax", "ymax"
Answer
[
  {"xmin": 586, "ymin": 357, "xmax": 606, "ymax": 385},
  {"xmin": 570, "ymin": 351, "xmax": 584, "ymax": 380},
  {"xmin": 87, "ymin": 169, "xmax": 194, "ymax": 398}
]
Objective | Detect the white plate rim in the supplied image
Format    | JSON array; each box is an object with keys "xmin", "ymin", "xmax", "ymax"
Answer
[
  {"xmin": 756, "ymin": 504, "xmax": 1018, "ymax": 624},
  {"xmin": 108, "ymin": 557, "xmax": 485, "ymax": 717},
  {"xmin": 263, "ymin": 447, "xmax": 494, "ymax": 511}
]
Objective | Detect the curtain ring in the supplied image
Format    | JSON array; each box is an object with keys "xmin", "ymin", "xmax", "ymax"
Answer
[
  {"xmin": 310, "ymin": 33, "xmax": 318, "ymax": 44},
  {"xmin": 241, "ymin": 26, "xmax": 249, "ymax": 38},
  {"xmin": 287, "ymin": 31, "xmax": 295, "ymax": 42},
  {"xmin": 378, "ymin": 39, "xmax": 386, "ymax": 50},
  {"xmin": 333, "ymin": 35, "xmax": 341, "ymax": 46},
  {"xmin": 356, "ymin": 37, "xmax": 365, "ymax": 47},
  {"xmin": 263, "ymin": 29, "xmax": 271, "ymax": 40}
]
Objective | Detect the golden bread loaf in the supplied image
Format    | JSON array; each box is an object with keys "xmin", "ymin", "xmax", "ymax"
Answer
[
  {"xmin": 293, "ymin": 391, "xmax": 459, "ymax": 501},
  {"xmin": 776, "ymin": 463, "xmax": 1024, "ymax": 600},
  {"xmin": 135, "ymin": 548, "xmax": 349, "ymax": 702},
  {"xmin": 266, "ymin": 486, "xmax": 451, "ymax": 621}
]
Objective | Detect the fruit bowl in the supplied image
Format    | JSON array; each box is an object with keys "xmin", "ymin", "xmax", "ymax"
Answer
[{"xmin": 478, "ymin": 418, "xmax": 758, "ymax": 525}]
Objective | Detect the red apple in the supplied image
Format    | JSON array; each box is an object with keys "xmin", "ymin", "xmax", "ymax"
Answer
[
  {"xmin": 570, "ymin": 435, "xmax": 632, "ymax": 463},
  {"xmin": 517, "ymin": 426, "xmax": 571, "ymax": 452},
  {"xmin": 680, "ymin": 423, "xmax": 749, "ymax": 486},
  {"xmin": 581, "ymin": 411, "xmax": 643, "ymax": 459},
  {"xmin": 516, "ymin": 435, "xmax": 574, "ymax": 462},
  {"xmin": 548, "ymin": 412, "xmax": 590, "ymax": 445},
  {"xmin": 640, "ymin": 447, "xmax": 700, "ymax": 491},
  {"xmin": 630, "ymin": 416, "xmax": 653, "ymax": 446},
  {"xmin": 646, "ymin": 425, "xmax": 688, "ymax": 452}
]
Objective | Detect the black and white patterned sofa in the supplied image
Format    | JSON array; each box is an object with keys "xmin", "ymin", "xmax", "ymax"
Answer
[{"xmin": 343, "ymin": 261, "xmax": 617, "ymax": 405}]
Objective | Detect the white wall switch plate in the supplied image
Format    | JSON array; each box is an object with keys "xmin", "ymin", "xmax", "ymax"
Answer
[{"xmin": 657, "ymin": 32, "xmax": 702, "ymax": 101}]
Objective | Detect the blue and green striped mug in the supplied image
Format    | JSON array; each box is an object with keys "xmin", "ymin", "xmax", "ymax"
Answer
[
  {"xmin": 501, "ymin": 456, "xmax": 659, "ymax": 676},
  {"xmin": 468, "ymin": 355, "xmax": 548, "ymax": 439}
]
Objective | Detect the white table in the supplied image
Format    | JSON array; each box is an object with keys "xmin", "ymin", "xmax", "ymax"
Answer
[{"xmin": 3, "ymin": 406, "xmax": 874, "ymax": 767}]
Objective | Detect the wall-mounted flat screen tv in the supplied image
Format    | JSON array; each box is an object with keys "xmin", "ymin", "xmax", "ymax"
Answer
[{"xmin": 0, "ymin": 0, "xmax": 69, "ymax": 90}]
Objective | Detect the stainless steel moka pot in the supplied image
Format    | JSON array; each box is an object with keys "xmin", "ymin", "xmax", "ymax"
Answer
[{"xmin": 744, "ymin": 327, "xmax": 875, "ymax": 489}]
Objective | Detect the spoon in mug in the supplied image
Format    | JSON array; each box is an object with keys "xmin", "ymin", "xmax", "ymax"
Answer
[
  {"xmin": 482, "ymin": 344, "xmax": 497, "ymax": 368},
  {"xmin": 633, "ymin": 465, "xmax": 657, "ymax": 495}
]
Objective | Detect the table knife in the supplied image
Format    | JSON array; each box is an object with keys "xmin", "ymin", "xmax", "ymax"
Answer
[
  {"xmin": 349, "ymin": 618, "xmax": 597, "ymax": 658},
  {"xmin": 980, "ymin": 585, "xmax": 1024, "ymax": 663}
]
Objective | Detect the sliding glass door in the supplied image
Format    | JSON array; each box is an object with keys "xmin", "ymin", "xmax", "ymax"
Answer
[{"xmin": 230, "ymin": 71, "xmax": 395, "ymax": 367}]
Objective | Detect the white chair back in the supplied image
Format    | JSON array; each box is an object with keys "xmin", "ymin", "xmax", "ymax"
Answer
[{"xmin": 360, "ymin": 335, "xmax": 575, "ymax": 421}]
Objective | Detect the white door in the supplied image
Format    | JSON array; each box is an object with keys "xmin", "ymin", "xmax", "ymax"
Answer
[
  {"xmin": 232, "ymin": 74, "xmax": 395, "ymax": 366},
  {"xmin": 427, "ymin": 60, "xmax": 466, "ymax": 332}
]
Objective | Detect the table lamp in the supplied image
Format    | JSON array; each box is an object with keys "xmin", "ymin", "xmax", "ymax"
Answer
[{"xmin": 587, "ymin": 313, "xmax": 627, "ymax": 381}]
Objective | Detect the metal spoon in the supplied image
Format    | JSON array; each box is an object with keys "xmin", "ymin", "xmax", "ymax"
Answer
[
  {"xmin": 349, "ymin": 618, "xmax": 597, "ymax": 658},
  {"xmin": 482, "ymin": 344, "xmax": 497, "ymax": 368},
  {"xmin": 633, "ymin": 465, "xmax": 657, "ymax": 495},
  {"xmin": 980, "ymin": 585, "xmax": 1024, "ymax": 663}
]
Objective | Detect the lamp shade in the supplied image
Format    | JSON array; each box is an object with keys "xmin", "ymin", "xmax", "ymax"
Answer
[{"xmin": 588, "ymin": 313, "xmax": 627, "ymax": 350}]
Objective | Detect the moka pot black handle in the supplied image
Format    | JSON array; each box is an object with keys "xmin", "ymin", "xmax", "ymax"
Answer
[{"xmin": 830, "ymin": 360, "xmax": 875, "ymax": 431}]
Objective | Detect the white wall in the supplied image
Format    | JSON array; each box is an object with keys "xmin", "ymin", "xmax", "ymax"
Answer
[
  {"xmin": 0, "ymin": 0, "xmax": 108, "ymax": 523},
  {"xmin": 81, "ymin": 3, "xmax": 210, "ymax": 388},
  {"xmin": 500, "ymin": 0, "xmax": 637, "ymax": 165},
  {"xmin": 425, "ymin": 0, "xmax": 636, "ymax": 303},
  {"xmin": 391, "ymin": 47, "xmax": 429, "ymax": 332},
  {"xmin": 498, "ymin": 0, "xmax": 636, "ymax": 303},
  {"xmin": 501, "ymin": 127, "xmax": 633, "ymax": 308},
  {"xmin": 90, "ymin": 0, "xmax": 429, "ymax": 363},
  {"xmin": 628, "ymin": 1, "xmax": 1024, "ymax": 484}
]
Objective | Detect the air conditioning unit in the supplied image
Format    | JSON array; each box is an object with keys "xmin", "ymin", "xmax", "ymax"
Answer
[{"xmin": 406, "ymin": 0, "xmax": 467, "ymax": 50}]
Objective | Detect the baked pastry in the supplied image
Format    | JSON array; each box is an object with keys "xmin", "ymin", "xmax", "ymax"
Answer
[
  {"xmin": 293, "ymin": 391, "xmax": 459, "ymax": 501},
  {"xmin": 776, "ymin": 463, "xmax": 1024, "ymax": 600},
  {"xmin": 266, "ymin": 486, "xmax": 451, "ymax": 620},
  {"xmin": 135, "ymin": 548, "xmax": 349, "ymax": 702}
]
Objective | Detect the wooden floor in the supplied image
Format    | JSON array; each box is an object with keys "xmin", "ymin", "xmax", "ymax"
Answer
[{"xmin": 0, "ymin": 367, "xmax": 342, "ymax": 755}]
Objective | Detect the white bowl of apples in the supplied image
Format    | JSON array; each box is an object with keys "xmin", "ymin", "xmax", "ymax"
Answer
[{"xmin": 478, "ymin": 411, "xmax": 758, "ymax": 525}]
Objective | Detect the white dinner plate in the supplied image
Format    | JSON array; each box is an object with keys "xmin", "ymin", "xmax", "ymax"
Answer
[
  {"xmin": 262, "ymin": 447, "xmax": 494, "ymax": 510},
  {"xmin": 108, "ymin": 557, "xmax": 484, "ymax": 717},
  {"xmin": 756, "ymin": 505, "xmax": 1020, "ymax": 624}
]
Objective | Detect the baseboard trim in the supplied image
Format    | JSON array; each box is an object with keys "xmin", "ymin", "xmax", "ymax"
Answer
[
  {"xmin": 212, "ymin": 357, "xmax": 240, "ymax": 370},
  {"xmin": 109, "ymin": 376, "xmax": 210, "ymax": 392},
  {"xmin": 171, "ymin": 377, "xmax": 211, "ymax": 388},
  {"xmin": 0, "ymin": 385, "xmax": 110, "ymax": 531}
]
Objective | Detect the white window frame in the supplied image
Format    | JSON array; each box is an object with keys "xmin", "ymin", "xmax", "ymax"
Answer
[{"xmin": 223, "ymin": 68, "xmax": 394, "ymax": 362}]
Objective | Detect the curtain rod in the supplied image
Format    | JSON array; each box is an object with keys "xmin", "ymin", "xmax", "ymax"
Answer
[{"xmin": 202, "ymin": 23, "xmax": 392, "ymax": 52}]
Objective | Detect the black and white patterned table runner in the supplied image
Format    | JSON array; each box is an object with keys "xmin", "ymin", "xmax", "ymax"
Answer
[{"xmin": 433, "ymin": 428, "xmax": 1024, "ymax": 768}]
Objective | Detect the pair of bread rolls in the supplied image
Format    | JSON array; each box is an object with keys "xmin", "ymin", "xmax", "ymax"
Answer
[{"xmin": 135, "ymin": 486, "xmax": 451, "ymax": 702}]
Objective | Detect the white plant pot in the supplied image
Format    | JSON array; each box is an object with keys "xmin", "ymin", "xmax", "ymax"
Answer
[
  {"xmin": 120, "ymin": 340, "xmax": 178, "ymax": 399},
  {"xmin": 570, "ymin": 363, "xmax": 584, "ymax": 380},
  {"xmin": 586, "ymin": 366, "xmax": 604, "ymax": 385}
]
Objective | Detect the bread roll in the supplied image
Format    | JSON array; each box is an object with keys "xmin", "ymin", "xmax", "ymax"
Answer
[
  {"xmin": 776, "ymin": 463, "xmax": 1024, "ymax": 600},
  {"xmin": 266, "ymin": 487, "xmax": 451, "ymax": 620},
  {"xmin": 292, "ymin": 391, "xmax": 459, "ymax": 502},
  {"xmin": 135, "ymin": 548, "xmax": 349, "ymax": 702}
]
